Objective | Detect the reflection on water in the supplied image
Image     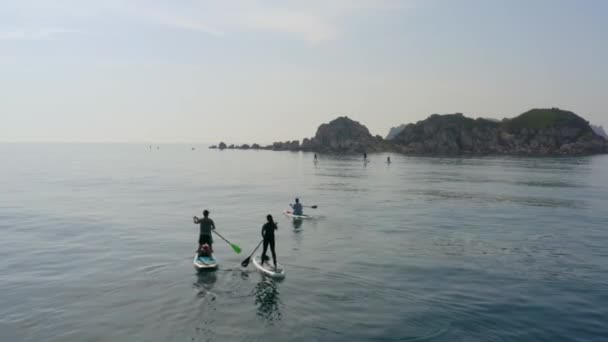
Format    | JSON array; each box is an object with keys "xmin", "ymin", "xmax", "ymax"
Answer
[
  {"xmin": 194, "ymin": 271, "xmax": 217, "ymax": 298},
  {"xmin": 254, "ymin": 279, "xmax": 281, "ymax": 324},
  {"xmin": 292, "ymin": 218, "xmax": 303, "ymax": 230}
]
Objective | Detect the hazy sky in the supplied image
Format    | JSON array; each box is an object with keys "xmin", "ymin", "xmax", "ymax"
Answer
[{"xmin": 1, "ymin": 0, "xmax": 607, "ymax": 143}]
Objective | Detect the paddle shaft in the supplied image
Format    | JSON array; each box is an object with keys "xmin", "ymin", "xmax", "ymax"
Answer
[
  {"xmin": 248, "ymin": 240, "xmax": 263, "ymax": 258},
  {"xmin": 291, "ymin": 204, "xmax": 318, "ymax": 209},
  {"xmin": 212, "ymin": 230, "xmax": 231, "ymax": 244},
  {"xmin": 241, "ymin": 240, "xmax": 263, "ymax": 267}
]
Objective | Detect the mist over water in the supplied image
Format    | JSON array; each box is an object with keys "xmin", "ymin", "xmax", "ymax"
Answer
[{"xmin": 1, "ymin": 144, "xmax": 607, "ymax": 341}]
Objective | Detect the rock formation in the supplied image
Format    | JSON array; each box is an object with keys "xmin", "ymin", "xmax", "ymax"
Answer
[
  {"xmin": 392, "ymin": 109, "xmax": 607, "ymax": 155},
  {"xmin": 210, "ymin": 108, "xmax": 607, "ymax": 156},
  {"xmin": 386, "ymin": 124, "xmax": 407, "ymax": 140},
  {"xmin": 300, "ymin": 116, "xmax": 387, "ymax": 153}
]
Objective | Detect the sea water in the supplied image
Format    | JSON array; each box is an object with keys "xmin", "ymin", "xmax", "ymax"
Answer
[{"xmin": 1, "ymin": 143, "xmax": 607, "ymax": 341}]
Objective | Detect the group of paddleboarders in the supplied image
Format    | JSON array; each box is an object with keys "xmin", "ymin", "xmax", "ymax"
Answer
[{"xmin": 192, "ymin": 199, "xmax": 308, "ymax": 269}]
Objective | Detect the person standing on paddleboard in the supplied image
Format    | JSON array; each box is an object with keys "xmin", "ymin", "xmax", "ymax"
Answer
[
  {"xmin": 290, "ymin": 198, "xmax": 304, "ymax": 216},
  {"xmin": 193, "ymin": 210, "xmax": 215, "ymax": 253},
  {"xmin": 261, "ymin": 214, "xmax": 278, "ymax": 268}
]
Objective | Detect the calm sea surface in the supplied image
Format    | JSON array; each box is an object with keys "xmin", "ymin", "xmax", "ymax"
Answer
[{"xmin": 1, "ymin": 144, "xmax": 607, "ymax": 341}]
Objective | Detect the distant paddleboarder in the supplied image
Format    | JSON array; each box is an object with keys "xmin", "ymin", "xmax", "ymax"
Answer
[
  {"xmin": 290, "ymin": 198, "xmax": 304, "ymax": 216},
  {"xmin": 387, "ymin": 156, "xmax": 391, "ymax": 164},
  {"xmin": 314, "ymin": 153, "xmax": 318, "ymax": 163},
  {"xmin": 193, "ymin": 210, "xmax": 215, "ymax": 253},
  {"xmin": 261, "ymin": 214, "xmax": 278, "ymax": 268}
]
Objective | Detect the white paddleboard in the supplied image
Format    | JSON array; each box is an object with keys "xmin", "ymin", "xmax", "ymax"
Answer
[
  {"xmin": 252, "ymin": 255, "xmax": 285, "ymax": 279},
  {"xmin": 193, "ymin": 253, "xmax": 218, "ymax": 270},
  {"xmin": 283, "ymin": 209, "xmax": 312, "ymax": 219}
]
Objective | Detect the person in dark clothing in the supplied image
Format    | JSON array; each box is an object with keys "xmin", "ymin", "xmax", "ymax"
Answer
[
  {"xmin": 261, "ymin": 214, "xmax": 278, "ymax": 268},
  {"xmin": 193, "ymin": 210, "xmax": 215, "ymax": 253}
]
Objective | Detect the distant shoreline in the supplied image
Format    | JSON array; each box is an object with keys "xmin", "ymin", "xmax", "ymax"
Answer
[{"xmin": 210, "ymin": 108, "xmax": 608, "ymax": 157}]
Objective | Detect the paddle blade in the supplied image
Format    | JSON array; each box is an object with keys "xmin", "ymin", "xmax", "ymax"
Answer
[
  {"xmin": 241, "ymin": 257, "xmax": 251, "ymax": 267},
  {"xmin": 311, "ymin": 205, "xmax": 318, "ymax": 209},
  {"xmin": 231, "ymin": 244, "xmax": 242, "ymax": 254}
]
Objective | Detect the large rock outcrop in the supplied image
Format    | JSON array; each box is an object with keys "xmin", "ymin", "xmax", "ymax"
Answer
[
  {"xmin": 386, "ymin": 124, "xmax": 407, "ymax": 140},
  {"xmin": 301, "ymin": 116, "xmax": 386, "ymax": 153},
  {"xmin": 392, "ymin": 113, "xmax": 500, "ymax": 154},
  {"xmin": 392, "ymin": 108, "xmax": 608, "ymax": 155}
]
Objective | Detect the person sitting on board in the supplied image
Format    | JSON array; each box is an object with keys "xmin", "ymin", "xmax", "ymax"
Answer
[
  {"xmin": 193, "ymin": 210, "xmax": 215, "ymax": 253},
  {"xmin": 198, "ymin": 243, "xmax": 212, "ymax": 258},
  {"xmin": 290, "ymin": 198, "xmax": 304, "ymax": 216},
  {"xmin": 261, "ymin": 214, "xmax": 278, "ymax": 268}
]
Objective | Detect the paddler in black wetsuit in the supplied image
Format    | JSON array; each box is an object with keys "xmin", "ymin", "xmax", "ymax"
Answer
[
  {"xmin": 193, "ymin": 210, "xmax": 215, "ymax": 253},
  {"xmin": 261, "ymin": 214, "xmax": 278, "ymax": 269}
]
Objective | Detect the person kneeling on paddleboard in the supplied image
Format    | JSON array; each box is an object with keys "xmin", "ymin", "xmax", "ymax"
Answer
[
  {"xmin": 193, "ymin": 210, "xmax": 215, "ymax": 253},
  {"xmin": 290, "ymin": 198, "xmax": 304, "ymax": 216},
  {"xmin": 261, "ymin": 215, "xmax": 278, "ymax": 269}
]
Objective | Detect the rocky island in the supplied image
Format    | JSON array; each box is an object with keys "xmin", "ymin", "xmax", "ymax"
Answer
[{"xmin": 211, "ymin": 108, "xmax": 607, "ymax": 156}]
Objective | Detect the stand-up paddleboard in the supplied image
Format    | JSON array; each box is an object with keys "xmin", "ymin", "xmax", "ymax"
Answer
[
  {"xmin": 252, "ymin": 255, "xmax": 285, "ymax": 279},
  {"xmin": 283, "ymin": 210, "xmax": 312, "ymax": 219},
  {"xmin": 193, "ymin": 253, "xmax": 218, "ymax": 270}
]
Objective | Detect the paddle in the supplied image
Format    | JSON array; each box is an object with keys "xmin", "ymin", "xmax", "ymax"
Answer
[
  {"xmin": 303, "ymin": 205, "xmax": 318, "ymax": 209},
  {"xmin": 241, "ymin": 240, "xmax": 263, "ymax": 267},
  {"xmin": 212, "ymin": 230, "xmax": 242, "ymax": 254}
]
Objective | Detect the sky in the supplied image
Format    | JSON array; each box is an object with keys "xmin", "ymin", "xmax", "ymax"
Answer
[{"xmin": 1, "ymin": 0, "xmax": 607, "ymax": 143}]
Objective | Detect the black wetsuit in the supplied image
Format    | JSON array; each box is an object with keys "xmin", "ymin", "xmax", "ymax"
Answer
[{"xmin": 261, "ymin": 222, "xmax": 277, "ymax": 266}]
